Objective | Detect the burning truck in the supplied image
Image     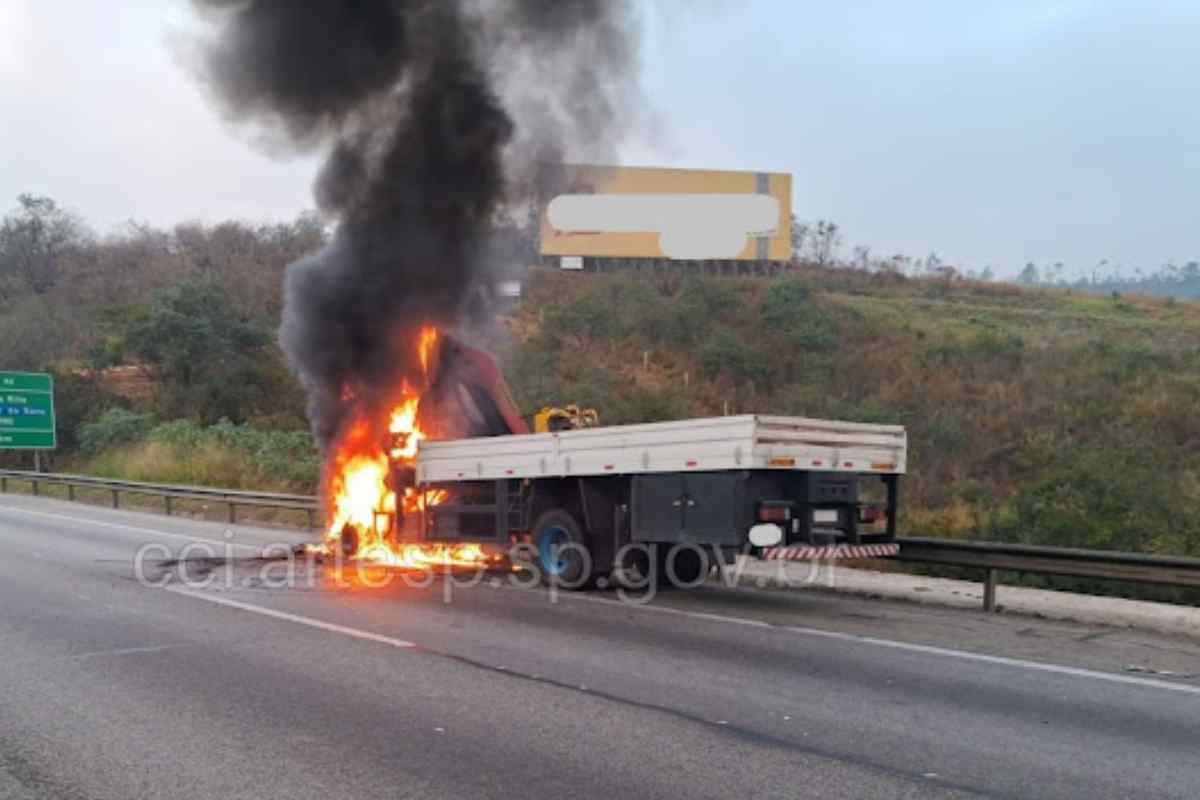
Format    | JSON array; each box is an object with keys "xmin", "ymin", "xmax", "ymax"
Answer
[{"xmin": 317, "ymin": 326, "xmax": 906, "ymax": 588}]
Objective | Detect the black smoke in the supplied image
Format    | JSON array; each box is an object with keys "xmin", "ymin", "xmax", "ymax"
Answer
[{"xmin": 189, "ymin": 0, "xmax": 639, "ymax": 451}]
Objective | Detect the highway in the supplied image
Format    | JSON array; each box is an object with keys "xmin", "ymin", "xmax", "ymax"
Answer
[{"xmin": 1, "ymin": 494, "xmax": 1198, "ymax": 799}]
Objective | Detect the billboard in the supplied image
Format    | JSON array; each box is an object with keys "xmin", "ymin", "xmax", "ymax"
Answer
[{"xmin": 539, "ymin": 164, "xmax": 792, "ymax": 262}]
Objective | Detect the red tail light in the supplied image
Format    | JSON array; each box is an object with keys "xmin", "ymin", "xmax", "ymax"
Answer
[
  {"xmin": 858, "ymin": 505, "xmax": 882, "ymax": 524},
  {"xmin": 758, "ymin": 502, "xmax": 792, "ymax": 522}
]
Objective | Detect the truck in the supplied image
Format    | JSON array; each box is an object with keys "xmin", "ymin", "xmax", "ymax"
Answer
[
  {"xmin": 392, "ymin": 409, "xmax": 905, "ymax": 588},
  {"xmin": 343, "ymin": 334, "xmax": 906, "ymax": 587}
]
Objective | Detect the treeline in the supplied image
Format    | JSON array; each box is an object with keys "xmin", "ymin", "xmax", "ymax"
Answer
[
  {"xmin": 0, "ymin": 194, "xmax": 325, "ymax": 462},
  {"xmin": 1018, "ymin": 260, "xmax": 1200, "ymax": 300},
  {"xmin": 791, "ymin": 214, "xmax": 1200, "ymax": 299}
]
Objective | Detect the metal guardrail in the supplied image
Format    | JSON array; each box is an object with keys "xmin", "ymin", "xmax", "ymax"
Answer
[
  {"xmin": 897, "ymin": 536, "xmax": 1200, "ymax": 611},
  {"xmin": 0, "ymin": 469, "xmax": 319, "ymax": 528},
  {"xmin": 2, "ymin": 469, "xmax": 1198, "ymax": 612}
]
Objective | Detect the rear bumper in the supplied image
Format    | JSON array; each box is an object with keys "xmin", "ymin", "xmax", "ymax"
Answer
[{"xmin": 760, "ymin": 542, "xmax": 899, "ymax": 561}]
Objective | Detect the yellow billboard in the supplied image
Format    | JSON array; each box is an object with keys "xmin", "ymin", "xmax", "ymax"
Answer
[{"xmin": 539, "ymin": 164, "xmax": 792, "ymax": 262}]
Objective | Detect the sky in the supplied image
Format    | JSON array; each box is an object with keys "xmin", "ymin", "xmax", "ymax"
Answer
[{"xmin": 1, "ymin": 0, "xmax": 1197, "ymax": 277}]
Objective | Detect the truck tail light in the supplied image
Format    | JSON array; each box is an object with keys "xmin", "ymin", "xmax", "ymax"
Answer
[
  {"xmin": 758, "ymin": 502, "xmax": 792, "ymax": 522},
  {"xmin": 858, "ymin": 505, "xmax": 882, "ymax": 524}
]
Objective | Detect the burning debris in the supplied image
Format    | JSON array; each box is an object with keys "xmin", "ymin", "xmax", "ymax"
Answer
[{"xmin": 191, "ymin": 0, "xmax": 640, "ymax": 566}]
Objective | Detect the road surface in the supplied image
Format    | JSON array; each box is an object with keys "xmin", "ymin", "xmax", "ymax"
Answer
[{"xmin": 1, "ymin": 493, "xmax": 1198, "ymax": 799}]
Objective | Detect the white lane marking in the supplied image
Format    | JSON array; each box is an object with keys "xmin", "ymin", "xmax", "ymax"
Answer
[
  {"xmin": 164, "ymin": 586, "xmax": 416, "ymax": 649},
  {"xmin": 558, "ymin": 591, "xmax": 1200, "ymax": 697},
  {"xmin": 0, "ymin": 502, "xmax": 268, "ymax": 552},
  {"xmin": 74, "ymin": 644, "xmax": 190, "ymax": 659}
]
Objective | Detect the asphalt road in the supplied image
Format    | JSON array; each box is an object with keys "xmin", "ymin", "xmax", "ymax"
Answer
[{"xmin": 1, "ymin": 494, "xmax": 1199, "ymax": 800}]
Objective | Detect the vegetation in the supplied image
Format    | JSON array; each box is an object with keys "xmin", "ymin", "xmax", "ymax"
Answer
[
  {"xmin": 504, "ymin": 266, "xmax": 1200, "ymax": 566},
  {"xmin": 1022, "ymin": 260, "xmax": 1200, "ymax": 301},
  {"xmin": 75, "ymin": 411, "xmax": 318, "ymax": 492},
  {"xmin": 0, "ymin": 194, "xmax": 322, "ymax": 474}
]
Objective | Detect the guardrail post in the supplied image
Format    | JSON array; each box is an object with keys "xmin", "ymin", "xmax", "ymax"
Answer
[
  {"xmin": 983, "ymin": 568, "xmax": 998, "ymax": 613},
  {"xmin": 31, "ymin": 479, "xmax": 39, "ymax": 497},
  {"xmin": 67, "ymin": 484, "xmax": 75, "ymax": 502},
  {"xmin": 306, "ymin": 509, "xmax": 315, "ymax": 530},
  {"xmin": 1, "ymin": 476, "xmax": 6, "ymax": 493},
  {"xmin": 111, "ymin": 490, "xmax": 119, "ymax": 509},
  {"xmin": 228, "ymin": 502, "xmax": 237, "ymax": 524},
  {"xmin": 164, "ymin": 496, "xmax": 173, "ymax": 516}
]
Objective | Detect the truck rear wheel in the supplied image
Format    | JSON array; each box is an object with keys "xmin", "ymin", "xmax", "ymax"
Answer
[
  {"xmin": 662, "ymin": 544, "xmax": 709, "ymax": 588},
  {"xmin": 532, "ymin": 510, "xmax": 594, "ymax": 589},
  {"xmin": 616, "ymin": 543, "xmax": 710, "ymax": 590},
  {"xmin": 662, "ymin": 544, "xmax": 705, "ymax": 587}
]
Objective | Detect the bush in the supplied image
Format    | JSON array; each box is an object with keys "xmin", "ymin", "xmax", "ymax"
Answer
[
  {"xmin": 920, "ymin": 413, "xmax": 969, "ymax": 454},
  {"xmin": 125, "ymin": 279, "xmax": 272, "ymax": 423},
  {"xmin": 989, "ymin": 445, "xmax": 1200, "ymax": 556},
  {"xmin": 76, "ymin": 412, "xmax": 319, "ymax": 491},
  {"xmin": 150, "ymin": 418, "xmax": 319, "ymax": 487},
  {"xmin": 698, "ymin": 330, "xmax": 770, "ymax": 387},
  {"xmin": 760, "ymin": 279, "xmax": 812, "ymax": 327},
  {"xmin": 1087, "ymin": 340, "xmax": 1172, "ymax": 383},
  {"xmin": 545, "ymin": 290, "xmax": 619, "ymax": 340},
  {"xmin": 78, "ymin": 408, "xmax": 157, "ymax": 454},
  {"xmin": 609, "ymin": 385, "xmax": 690, "ymax": 424},
  {"xmin": 49, "ymin": 369, "xmax": 119, "ymax": 451},
  {"xmin": 759, "ymin": 280, "xmax": 838, "ymax": 351},
  {"xmin": 923, "ymin": 330, "xmax": 1024, "ymax": 368}
]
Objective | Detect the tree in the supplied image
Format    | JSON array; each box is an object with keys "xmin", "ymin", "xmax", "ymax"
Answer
[
  {"xmin": 1019, "ymin": 262, "xmax": 1040, "ymax": 285},
  {"xmin": 790, "ymin": 218, "xmax": 841, "ymax": 266},
  {"xmin": 852, "ymin": 245, "xmax": 871, "ymax": 271},
  {"xmin": 790, "ymin": 214, "xmax": 808, "ymax": 262},
  {"xmin": 0, "ymin": 194, "xmax": 87, "ymax": 298},
  {"xmin": 126, "ymin": 280, "xmax": 271, "ymax": 423},
  {"xmin": 809, "ymin": 220, "xmax": 841, "ymax": 266}
]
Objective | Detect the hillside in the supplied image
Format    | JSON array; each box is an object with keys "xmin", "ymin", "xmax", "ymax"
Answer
[
  {"xmin": 501, "ymin": 266, "xmax": 1200, "ymax": 558},
  {"xmin": 3, "ymin": 198, "xmax": 1199, "ymax": 563}
]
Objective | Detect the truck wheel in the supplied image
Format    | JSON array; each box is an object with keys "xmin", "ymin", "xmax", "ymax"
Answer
[
  {"xmin": 660, "ymin": 544, "xmax": 710, "ymax": 589},
  {"xmin": 532, "ymin": 510, "xmax": 593, "ymax": 589}
]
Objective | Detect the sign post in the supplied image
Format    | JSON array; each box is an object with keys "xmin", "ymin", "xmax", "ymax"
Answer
[{"xmin": 0, "ymin": 372, "xmax": 57, "ymax": 469}]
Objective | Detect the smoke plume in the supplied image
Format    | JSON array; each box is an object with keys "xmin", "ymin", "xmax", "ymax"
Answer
[{"xmin": 189, "ymin": 0, "xmax": 640, "ymax": 450}]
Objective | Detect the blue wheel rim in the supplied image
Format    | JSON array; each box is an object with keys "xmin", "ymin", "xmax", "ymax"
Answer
[{"xmin": 537, "ymin": 526, "xmax": 568, "ymax": 576}]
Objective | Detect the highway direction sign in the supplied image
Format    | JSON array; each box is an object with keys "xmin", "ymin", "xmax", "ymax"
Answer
[{"xmin": 0, "ymin": 371, "xmax": 56, "ymax": 449}]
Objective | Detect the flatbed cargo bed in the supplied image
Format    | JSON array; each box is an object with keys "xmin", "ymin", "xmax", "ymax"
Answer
[{"xmin": 416, "ymin": 414, "xmax": 906, "ymax": 483}]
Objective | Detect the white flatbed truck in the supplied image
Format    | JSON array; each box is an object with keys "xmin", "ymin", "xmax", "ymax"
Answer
[{"xmin": 401, "ymin": 414, "xmax": 906, "ymax": 587}]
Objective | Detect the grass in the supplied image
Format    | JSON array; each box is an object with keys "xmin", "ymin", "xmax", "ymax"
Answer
[
  {"xmin": 501, "ymin": 266, "xmax": 1200, "ymax": 562},
  {"xmin": 79, "ymin": 440, "xmax": 301, "ymax": 492},
  {"xmin": 70, "ymin": 414, "xmax": 319, "ymax": 494}
]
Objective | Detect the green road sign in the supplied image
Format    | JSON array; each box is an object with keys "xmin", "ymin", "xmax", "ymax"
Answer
[{"xmin": 0, "ymin": 371, "xmax": 55, "ymax": 449}]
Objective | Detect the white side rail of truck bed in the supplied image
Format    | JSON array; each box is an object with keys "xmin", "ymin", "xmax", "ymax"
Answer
[{"xmin": 416, "ymin": 414, "xmax": 906, "ymax": 484}]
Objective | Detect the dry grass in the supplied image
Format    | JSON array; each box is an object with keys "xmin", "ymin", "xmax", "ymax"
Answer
[{"xmin": 506, "ymin": 267, "xmax": 1200, "ymax": 557}]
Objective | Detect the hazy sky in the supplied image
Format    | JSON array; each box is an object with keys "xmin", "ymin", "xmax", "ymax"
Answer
[{"xmin": 2, "ymin": 1, "xmax": 1197, "ymax": 276}]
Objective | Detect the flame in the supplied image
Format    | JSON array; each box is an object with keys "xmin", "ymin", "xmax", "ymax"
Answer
[
  {"xmin": 388, "ymin": 392, "xmax": 424, "ymax": 460},
  {"xmin": 418, "ymin": 326, "xmax": 439, "ymax": 380},
  {"xmin": 317, "ymin": 325, "xmax": 494, "ymax": 571}
]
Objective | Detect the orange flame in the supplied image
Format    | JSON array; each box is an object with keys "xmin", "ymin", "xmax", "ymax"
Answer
[
  {"xmin": 418, "ymin": 326, "xmax": 439, "ymax": 381},
  {"xmin": 317, "ymin": 325, "xmax": 493, "ymax": 570}
]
